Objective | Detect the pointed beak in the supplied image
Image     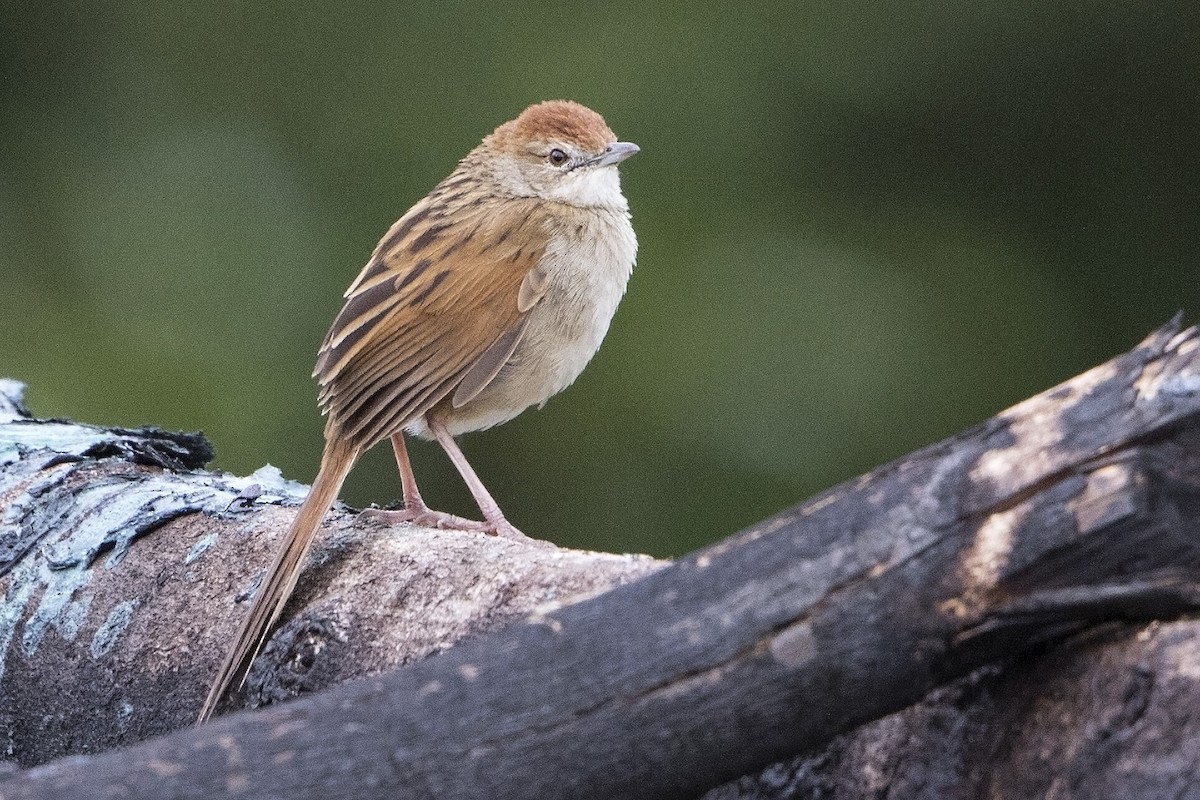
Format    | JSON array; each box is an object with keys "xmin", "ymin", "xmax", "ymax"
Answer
[{"xmin": 590, "ymin": 141, "xmax": 640, "ymax": 168}]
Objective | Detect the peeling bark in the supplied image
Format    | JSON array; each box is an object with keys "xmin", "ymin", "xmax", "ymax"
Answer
[
  {"xmin": 0, "ymin": 380, "xmax": 661, "ymax": 764},
  {"xmin": 2, "ymin": 321, "xmax": 1200, "ymax": 799}
]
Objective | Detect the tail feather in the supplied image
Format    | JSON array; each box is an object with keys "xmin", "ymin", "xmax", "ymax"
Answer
[{"xmin": 196, "ymin": 435, "xmax": 359, "ymax": 723}]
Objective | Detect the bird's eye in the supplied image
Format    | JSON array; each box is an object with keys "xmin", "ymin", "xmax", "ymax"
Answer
[{"xmin": 548, "ymin": 148, "xmax": 569, "ymax": 166}]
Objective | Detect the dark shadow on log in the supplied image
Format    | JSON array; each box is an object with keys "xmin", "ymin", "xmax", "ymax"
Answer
[{"xmin": 2, "ymin": 321, "xmax": 1200, "ymax": 799}]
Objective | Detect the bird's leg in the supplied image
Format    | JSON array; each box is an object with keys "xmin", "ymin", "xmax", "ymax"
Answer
[
  {"xmin": 358, "ymin": 433, "xmax": 491, "ymax": 533},
  {"xmin": 426, "ymin": 413, "xmax": 529, "ymax": 541},
  {"xmin": 392, "ymin": 431, "xmax": 431, "ymax": 513}
]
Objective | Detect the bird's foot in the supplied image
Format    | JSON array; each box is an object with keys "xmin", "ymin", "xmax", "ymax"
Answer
[
  {"xmin": 359, "ymin": 505, "xmax": 489, "ymax": 532},
  {"xmin": 359, "ymin": 505, "xmax": 530, "ymax": 541}
]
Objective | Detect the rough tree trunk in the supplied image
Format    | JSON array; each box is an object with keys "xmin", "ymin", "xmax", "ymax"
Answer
[{"xmin": 1, "ymin": 321, "xmax": 1200, "ymax": 799}]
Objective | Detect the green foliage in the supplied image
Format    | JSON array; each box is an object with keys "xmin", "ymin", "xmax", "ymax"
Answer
[{"xmin": 2, "ymin": 1, "xmax": 1197, "ymax": 555}]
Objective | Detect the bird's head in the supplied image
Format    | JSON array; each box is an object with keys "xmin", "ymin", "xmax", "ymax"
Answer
[{"xmin": 481, "ymin": 100, "xmax": 639, "ymax": 208}]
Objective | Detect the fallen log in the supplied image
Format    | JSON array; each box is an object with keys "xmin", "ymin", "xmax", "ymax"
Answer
[{"xmin": 2, "ymin": 320, "xmax": 1200, "ymax": 799}]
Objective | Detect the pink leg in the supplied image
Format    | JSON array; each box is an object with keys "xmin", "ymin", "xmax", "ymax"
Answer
[
  {"xmin": 392, "ymin": 432, "xmax": 426, "ymax": 511},
  {"xmin": 358, "ymin": 433, "xmax": 492, "ymax": 533},
  {"xmin": 427, "ymin": 414, "xmax": 528, "ymax": 540}
]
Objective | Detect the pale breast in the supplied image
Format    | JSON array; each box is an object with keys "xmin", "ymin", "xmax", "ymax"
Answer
[{"xmin": 430, "ymin": 205, "xmax": 637, "ymax": 437}]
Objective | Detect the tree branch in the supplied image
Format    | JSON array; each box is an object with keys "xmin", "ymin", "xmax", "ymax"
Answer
[{"xmin": 3, "ymin": 320, "xmax": 1200, "ymax": 799}]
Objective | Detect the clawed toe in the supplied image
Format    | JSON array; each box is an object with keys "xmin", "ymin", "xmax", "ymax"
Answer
[
  {"xmin": 488, "ymin": 520, "xmax": 532, "ymax": 541},
  {"xmin": 358, "ymin": 506, "xmax": 488, "ymax": 532},
  {"xmin": 358, "ymin": 506, "xmax": 534, "ymax": 542}
]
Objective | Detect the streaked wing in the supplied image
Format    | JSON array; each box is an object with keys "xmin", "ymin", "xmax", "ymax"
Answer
[{"xmin": 315, "ymin": 187, "xmax": 549, "ymax": 447}]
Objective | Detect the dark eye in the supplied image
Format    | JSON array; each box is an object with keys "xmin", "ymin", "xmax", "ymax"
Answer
[{"xmin": 548, "ymin": 148, "xmax": 569, "ymax": 166}]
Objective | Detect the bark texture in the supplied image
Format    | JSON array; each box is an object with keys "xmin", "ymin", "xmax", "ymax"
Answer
[
  {"xmin": 0, "ymin": 379, "xmax": 661, "ymax": 765},
  {"xmin": 1, "ymin": 321, "xmax": 1199, "ymax": 799},
  {"xmin": 705, "ymin": 621, "xmax": 1200, "ymax": 800}
]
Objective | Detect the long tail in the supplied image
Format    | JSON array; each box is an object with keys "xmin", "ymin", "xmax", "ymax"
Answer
[{"xmin": 196, "ymin": 434, "xmax": 359, "ymax": 723}]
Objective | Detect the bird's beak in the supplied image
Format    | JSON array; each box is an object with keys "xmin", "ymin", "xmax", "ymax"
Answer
[{"xmin": 590, "ymin": 141, "xmax": 640, "ymax": 168}]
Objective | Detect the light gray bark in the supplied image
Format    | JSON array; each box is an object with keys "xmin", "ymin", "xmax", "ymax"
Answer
[{"xmin": 0, "ymin": 379, "xmax": 661, "ymax": 762}]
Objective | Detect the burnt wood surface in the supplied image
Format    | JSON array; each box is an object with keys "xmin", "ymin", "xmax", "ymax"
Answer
[
  {"xmin": 704, "ymin": 619, "xmax": 1200, "ymax": 800},
  {"xmin": 2, "ymin": 322, "xmax": 1200, "ymax": 799}
]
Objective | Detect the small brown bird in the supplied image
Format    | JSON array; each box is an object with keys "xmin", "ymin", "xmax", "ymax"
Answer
[{"xmin": 197, "ymin": 100, "xmax": 638, "ymax": 722}]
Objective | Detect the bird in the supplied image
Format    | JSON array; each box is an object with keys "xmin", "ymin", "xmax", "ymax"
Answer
[{"xmin": 196, "ymin": 100, "xmax": 639, "ymax": 722}]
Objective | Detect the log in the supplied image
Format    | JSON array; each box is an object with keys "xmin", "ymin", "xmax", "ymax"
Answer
[
  {"xmin": 0, "ymin": 379, "xmax": 661, "ymax": 762},
  {"xmin": 703, "ymin": 620, "xmax": 1200, "ymax": 799},
  {"xmin": 2, "ymin": 321, "xmax": 1200, "ymax": 799}
]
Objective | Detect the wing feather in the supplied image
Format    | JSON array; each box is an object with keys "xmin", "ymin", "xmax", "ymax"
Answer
[
  {"xmin": 316, "ymin": 189, "xmax": 550, "ymax": 448},
  {"xmin": 517, "ymin": 263, "xmax": 548, "ymax": 312},
  {"xmin": 452, "ymin": 314, "xmax": 532, "ymax": 408}
]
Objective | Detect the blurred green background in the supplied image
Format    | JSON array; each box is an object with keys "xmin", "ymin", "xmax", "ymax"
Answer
[{"xmin": 2, "ymin": 2, "xmax": 1197, "ymax": 557}]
